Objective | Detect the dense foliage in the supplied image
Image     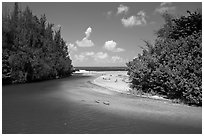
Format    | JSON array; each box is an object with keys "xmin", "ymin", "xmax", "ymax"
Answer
[
  {"xmin": 127, "ymin": 11, "xmax": 202, "ymax": 106},
  {"xmin": 2, "ymin": 3, "xmax": 73, "ymax": 84}
]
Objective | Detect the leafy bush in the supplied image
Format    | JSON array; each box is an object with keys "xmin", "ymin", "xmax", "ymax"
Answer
[
  {"xmin": 127, "ymin": 11, "xmax": 202, "ymax": 106},
  {"xmin": 2, "ymin": 3, "xmax": 73, "ymax": 84}
]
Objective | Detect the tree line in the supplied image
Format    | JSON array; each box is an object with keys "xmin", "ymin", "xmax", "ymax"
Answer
[
  {"xmin": 126, "ymin": 11, "xmax": 202, "ymax": 106},
  {"xmin": 2, "ymin": 3, "xmax": 73, "ymax": 84}
]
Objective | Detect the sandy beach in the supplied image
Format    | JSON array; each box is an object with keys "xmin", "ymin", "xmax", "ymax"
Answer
[
  {"xmin": 93, "ymin": 71, "xmax": 130, "ymax": 93},
  {"xmin": 2, "ymin": 71, "xmax": 202, "ymax": 134},
  {"xmin": 92, "ymin": 71, "xmax": 168, "ymax": 100}
]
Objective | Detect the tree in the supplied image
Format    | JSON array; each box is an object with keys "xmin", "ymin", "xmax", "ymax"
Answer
[
  {"xmin": 2, "ymin": 3, "xmax": 73, "ymax": 84},
  {"xmin": 127, "ymin": 10, "xmax": 202, "ymax": 106}
]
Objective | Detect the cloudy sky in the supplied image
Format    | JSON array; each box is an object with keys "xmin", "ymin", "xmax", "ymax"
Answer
[{"xmin": 3, "ymin": 2, "xmax": 201, "ymax": 66}]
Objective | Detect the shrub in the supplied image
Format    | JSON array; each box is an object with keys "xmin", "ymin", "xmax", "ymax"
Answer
[
  {"xmin": 2, "ymin": 3, "xmax": 73, "ymax": 84},
  {"xmin": 127, "ymin": 10, "xmax": 202, "ymax": 106}
]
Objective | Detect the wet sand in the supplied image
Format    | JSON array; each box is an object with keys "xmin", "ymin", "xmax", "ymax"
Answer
[{"xmin": 2, "ymin": 72, "xmax": 202, "ymax": 134}]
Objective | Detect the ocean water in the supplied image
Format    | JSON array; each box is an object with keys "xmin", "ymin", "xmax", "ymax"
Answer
[{"xmin": 74, "ymin": 66, "xmax": 127, "ymax": 71}]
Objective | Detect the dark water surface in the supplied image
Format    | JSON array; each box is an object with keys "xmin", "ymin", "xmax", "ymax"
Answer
[{"xmin": 2, "ymin": 74, "xmax": 202, "ymax": 134}]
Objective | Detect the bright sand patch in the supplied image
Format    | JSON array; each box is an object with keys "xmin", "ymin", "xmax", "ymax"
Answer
[
  {"xmin": 92, "ymin": 71, "xmax": 167, "ymax": 100},
  {"xmin": 93, "ymin": 71, "xmax": 130, "ymax": 93}
]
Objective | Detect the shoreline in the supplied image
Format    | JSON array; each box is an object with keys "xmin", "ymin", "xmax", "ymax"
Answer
[{"xmin": 90, "ymin": 71, "xmax": 169, "ymax": 101}]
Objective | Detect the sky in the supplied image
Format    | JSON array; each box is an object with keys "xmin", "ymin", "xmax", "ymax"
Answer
[{"xmin": 3, "ymin": 2, "xmax": 201, "ymax": 66}]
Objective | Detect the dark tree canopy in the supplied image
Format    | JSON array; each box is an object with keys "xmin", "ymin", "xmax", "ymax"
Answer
[
  {"xmin": 126, "ymin": 10, "xmax": 202, "ymax": 106},
  {"xmin": 2, "ymin": 3, "xmax": 73, "ymax": 84}
]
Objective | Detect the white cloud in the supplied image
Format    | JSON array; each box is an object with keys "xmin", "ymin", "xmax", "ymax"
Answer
[
  {"xmin": 121, "ymin": 10, "xmax": 147, "ymax": 27},
  {"xmin": 85, "ymin": 51, "xmax": 95, "ymax": 56},
  {"xmin": 106, "ymin": 56, "xmax": 128, "ymax": 64},
  {"xmin": 137, "ymin": 10, "xmax": 147, "ymax": 25},
  {"xmin": 77, "ymin": 51, "xmax": 108, "ymax": 61},
  {"xmin": 155, "ymin": 3, "xmax": 176, "ymax": 14},
  {"xmin": 121, "ymin": 16, "xmax": 137, "ymax": 27},
  {"xmin": 80, "ymin": 51, "xmax": 95, "ymax": 56},
  {"xmin": 75, "ymin": 51, "xmax": 128, "ymax": 64},
  {"xmin": 94, "ymin": 52, "xmax": 108, "ymax": 60},
  {"xmin": 117, "ymin": 4, "xmax": 129, "ymax": 15},
  {"xmin": 137, "ymin": 10, "xmax": 145, "ymax": 16},
  {"xmin": 104, "ymin": 40, "xmax": 116, "ymax": 50},
  {"xmin": 74, "ymin": 54, "xmax": 86, "ymax": 61},
  {"xmin": 76, "ymin": 27, "xmax": 94, "ymax": 47},
  {"xmin": 67, "ymin": 43, "xmax": 77, "ymax": 51},
  {"xmin": 155, "ymin": 6, "xmax": 176, "ymax": 14},
  {"xmin": 160, "ymin": 2, "xmax": 172, "ymax": 6},
  {"xmin": 76, "ymin": 38, "xmax": 94, "ymax": 47},
  {"xmin": 85, "ymin": 27, "xmax": 92, "ymax": 38},
  {"xmin": 116, "ymin": 48, "xmax": 124, "ymax": 52},
  {"xmin": 74, "ymin": 52, "xmax": 94, "ymax": 62},
  {"xmin": 111, "ymin": 56, "xmax": 124, "ymax": 63},
  {"xmin": 104, "ymin": 40, "xmax": 125, "ymax": 52}
]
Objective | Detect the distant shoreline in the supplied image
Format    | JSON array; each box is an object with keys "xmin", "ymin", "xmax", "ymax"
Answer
[{"xmin": 74, "ymin": 66, "xmax": 127, "ymax": 71}]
